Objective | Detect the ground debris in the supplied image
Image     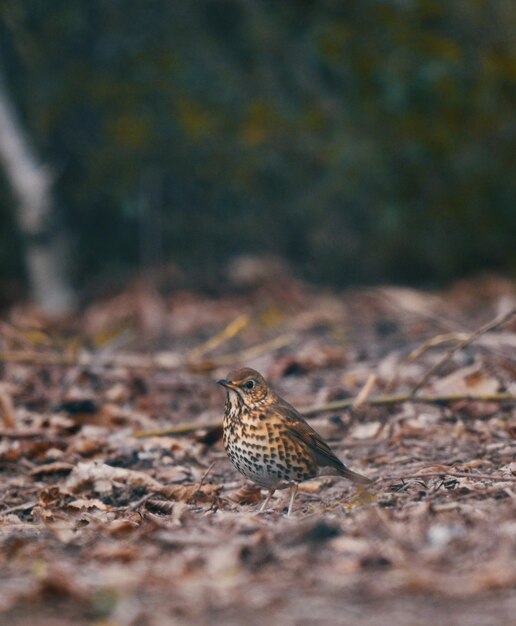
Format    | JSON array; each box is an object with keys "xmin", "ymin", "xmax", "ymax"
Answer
[{"xmin": 0, "ymin": 278, "xmax": 515, "ymax": 625}]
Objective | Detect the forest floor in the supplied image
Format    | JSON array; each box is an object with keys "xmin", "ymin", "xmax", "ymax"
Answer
[{"xmin": 0, "ymin": 275, "xmax": 515, "ymax": 626}]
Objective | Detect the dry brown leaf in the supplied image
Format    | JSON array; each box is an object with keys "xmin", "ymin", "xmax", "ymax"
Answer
[
  {"xmin": 431, "ymin": 364, "xmax": 500, "ymax": 395},
  {"xmin": 108, "ymin": 516, "xmax": 141, "ymax": 536},
  {"xmin": 71, "ymin": 437, "xmax": 107, "ymax": 456},
  {"xmin": 38, "ymin": 485, "xmax": 68, "ymax": 508},
  {"xmin": 67, "ymin": 498, "xmax": 108, "ymax": 511},
  {"xmin": 31, "ymin": 462, "xmax": 74, "ymax": 476},
  {"xmin": 66, "ymin": 461, "xmax": 164, "ymax": 494},
  {"xmin": 456, "ymin": 460, "xmax": 487, "ymax": 471},
  {"xmin": 89, "ymin": 542, "xmax": 138, "ymax": 562},
  {"xmin": 227, "ymin": 483, "xmax": 263, "ymax": 505},
  {"xmin": 298, "ymin": 480, "xmax": 325, "ymax": 493},
  {"xmin": 350, "ymin": 422, "xmax": 382, "ymax": 439},
  {"xmin": 158, "ymin": 483, "xmax": 222, "ymax": 503},
  {"xmin": 272, "ymin": 342, "xmax": 344, "ymax": 376},
  {"xmin": 145, "ymin": 498, "xmax": 176, "ymax": 514}
]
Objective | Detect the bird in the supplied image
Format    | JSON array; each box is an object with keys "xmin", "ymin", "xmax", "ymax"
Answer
[{"xmin": 218, "ymin": 367, "xmax": 372, "ymax": 515}]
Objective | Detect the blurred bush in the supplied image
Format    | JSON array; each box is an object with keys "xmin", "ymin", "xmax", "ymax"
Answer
[{"xmin": 0, "ymin": 0, "xmax": 515, "ymax": 296}]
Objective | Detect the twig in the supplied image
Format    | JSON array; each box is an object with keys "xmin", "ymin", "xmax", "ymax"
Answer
[
  {"xmin": 0, "ymin": 332, "xmax": 295, "ymax": 372},
  {"xmin": 406, "ymin": 333, "xmax": 469, "ymax": 363},
  {"xmin": 185, "ymin": 314, "xmax": 249, "ymax": 361},
  {"xmin": 0, "ymin": 429, "xmax": 65, "ymax": 439},
  {"xmin": 188, "ymin": 461, "xmax": 216, "ymax": 503},
  {"xmin": 189, "ymin": 333, "xmax": 295, "ymax": 371},
  {"xmin": 299, "ymin": 391, "xmax": 516, "ymax": 416},
  {"xmin": 133, "ymin": 422, "xmax": 222, "ymax": 438},
  {"xmin": 117, "ymin": 493, "xmax": 154, "ymax": 512},
  {"xmin": 133, "ymin": 391, "xmax": 516, "ymax": 438},
  {"xmin": 378, "ymin": 471, "xmax": 516, "ymax": 483},
  {"xmin": 0, "ymin": 349, "xmax": 182, "ymax": 369},
  {"xmin": 0, "ymin": 384, "xmax": 16, "ymax": 428},
  {"xmin": 411, "ymin": 307, "xmax": 516, "ymax": 395},
  {"xmin": 386, "ymin": 333, "xmax": 467, "ymax": 391},
  {"xmin": 374, "ymin": 287, "xmax": 463, "ymax": 332},
  {"xmin": 352, "ymin": 374, "xmax": 376, "ymax": 408},
  {"xmin": 0, "ymin": 500, "xmax": 37, "ymax": 516}
]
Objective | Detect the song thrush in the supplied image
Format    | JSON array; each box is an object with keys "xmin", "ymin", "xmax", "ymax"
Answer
[{"xmin": 218, "ymin": 367, "xmax": 372, "ymax": 515}]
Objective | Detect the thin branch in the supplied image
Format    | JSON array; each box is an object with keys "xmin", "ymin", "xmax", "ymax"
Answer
[
  {"xmin": 188, "ymin": 461, "xmax": 217, "ymax": 503},
  {"xmin": 0, "ymin": 500, "xmax": 37, "ymax": 516},
  {"xmin": 0, "ymin": 429, "xmax": 66, "ymax": 439},
  {"xmin": 352, "ymin": 373, "xmax": 377, "ymax": 408},
  {"xmin": 185, "ymin": 314, "xmax": 249, "ymax": 361},
  {"xmin": 133, "ymin": 422, "xmax": 222, "ymax": 439},
  {"xmin": 299, "ymin": 391, "xmax": 516, "ymax": 416},
  {"xmin": 0, "ymin": 384, "xmax": 16, "ymax": 428},
  {"xmin": 116, "ymin": 493, "xmax": 154, "ymax": 512},
  {"xmin": 0, "ymin": 332, "xmax": 295, "ymax": 372},
  {"xmin": 386, "ymin": 332, "xmax": 467, "ymax": 391},
  {"xmin": 411, "ymin": 307, "xmax": 516, "ymax": 395},
  {"xmin": 406, "ymin": 333, "xmax": 469, "ymax": 363},
  {"xmin": 377, "ymin": 471, "xmax": 516, "ymax": 483},
  {"xmin": 0, "ymin": 349, "xmax": 182, "ymax": 369},
  {"xmin": 197, "ymin": 333, "xmax": 295, "ymax": 370},
  {"xmin": 132, "ymin": 391, "xmax": 516, "ymax": 438}
]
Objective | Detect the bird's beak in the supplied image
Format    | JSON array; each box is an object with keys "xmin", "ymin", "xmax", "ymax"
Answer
[{"xmin": 217, "ymin": 379, "xmax": 236, "ymax": 390}]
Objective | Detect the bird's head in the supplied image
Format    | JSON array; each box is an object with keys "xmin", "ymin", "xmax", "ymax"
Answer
[{"xmin": 217, "ymin": 367, "xmax": 275, "ymax": 407}]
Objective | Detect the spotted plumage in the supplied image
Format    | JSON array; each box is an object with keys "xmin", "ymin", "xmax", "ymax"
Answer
[{"xmin": 218, "ymin": 367, "xmax": 372, "ymax": 515}]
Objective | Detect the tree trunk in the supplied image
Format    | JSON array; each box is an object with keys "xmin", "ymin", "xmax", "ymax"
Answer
[{"xmin": 0, "ymin": 69, "xmax": 76, "ymax": 315}]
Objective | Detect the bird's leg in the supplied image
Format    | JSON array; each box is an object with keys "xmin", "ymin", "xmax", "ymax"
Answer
[
  {"xmin": 258, "ymin": 488, "xmax": 275, "ymax": 513},
  {"xmin": 286, "ymin": 484, "xmax": 299, "ymax": 516}
]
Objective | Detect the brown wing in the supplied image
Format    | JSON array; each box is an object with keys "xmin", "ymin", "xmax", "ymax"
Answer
[
  {"xmin": 271, "ymin": 401, "xmax": 372, "ymax": 485},
  {"xmin": 271, "ymin": 401, "xmax": 345, "ymax": 469}
]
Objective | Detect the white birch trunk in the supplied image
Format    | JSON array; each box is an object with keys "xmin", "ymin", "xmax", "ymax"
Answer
[{"xmin": 0, "ymin": 70, "xmax": 76, "ymax": 314}]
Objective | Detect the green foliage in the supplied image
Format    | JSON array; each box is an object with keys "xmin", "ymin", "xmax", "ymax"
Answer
[{"xmin": 0, "ymin": 0, "xmax": 515, "ymax": 292}]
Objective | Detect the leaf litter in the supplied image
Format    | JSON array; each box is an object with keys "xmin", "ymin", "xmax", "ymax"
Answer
[{"xmin": 0, "ymin": 277, "xmax": 515, "ymax": 625}]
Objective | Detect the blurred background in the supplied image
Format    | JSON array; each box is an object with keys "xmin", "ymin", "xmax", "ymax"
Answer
[{"xmin": 0, "ymin": 0, "xmax": 515, "ymax": 313}]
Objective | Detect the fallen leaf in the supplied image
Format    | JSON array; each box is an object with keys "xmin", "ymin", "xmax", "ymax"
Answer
[
  {"xmin": 67, "ymin": 498, "xmax": 108, "ymax": 511},
  {"xmin": 66, "ymin": 461, "xmax": 163, "ymax": 494},
  {"xmin": 31, "ymin": 462, "xmax": 74, "ymax": 476},
  {"xmin": 431, "ymin": 364, "xmax": 500, "ymax": 395}
]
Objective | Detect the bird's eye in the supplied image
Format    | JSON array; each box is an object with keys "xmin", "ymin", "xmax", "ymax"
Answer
[{"xmin": 244, "ymin": 380, "xmax": 255, "ymax": 390}]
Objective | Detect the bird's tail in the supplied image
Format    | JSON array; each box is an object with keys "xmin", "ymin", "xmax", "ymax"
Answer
[{"xmin": 339, "ymin": 465, "xmax": 373, "ymax": 485}]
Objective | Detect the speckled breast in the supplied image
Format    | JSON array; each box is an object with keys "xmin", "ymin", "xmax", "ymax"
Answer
[{"xmin": 222, "ymin": 401, "xmax": 317, "ymax": 489}]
